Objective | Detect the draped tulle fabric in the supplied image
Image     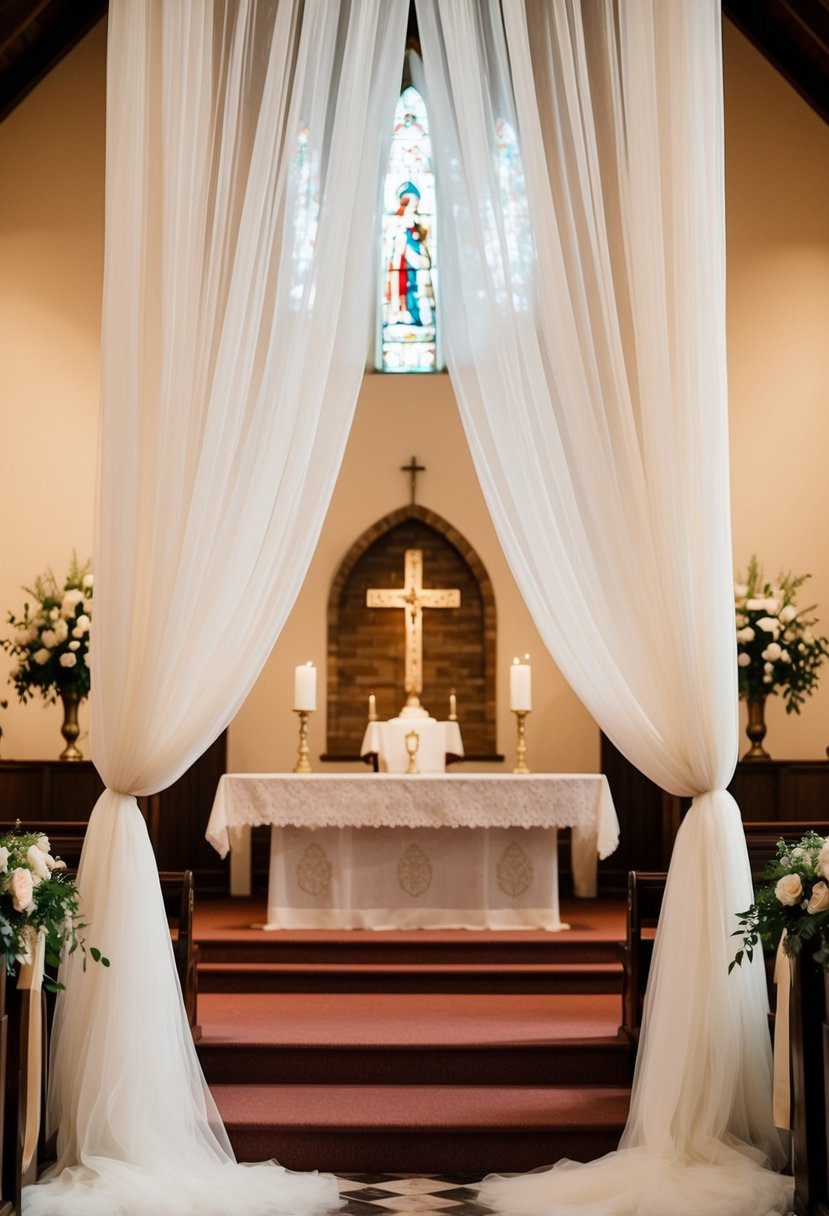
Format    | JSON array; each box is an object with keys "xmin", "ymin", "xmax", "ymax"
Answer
[
  {"xmin": 27, "ymin": 1, "xmax": 408, "ymax": 1212},
  {"xmin": 415, "ymin": 0, "xmax": 792, "ymax": 1211}
]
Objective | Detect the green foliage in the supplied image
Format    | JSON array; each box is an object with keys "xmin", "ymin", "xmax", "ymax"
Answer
[
  {"xmin": 1, "ymin": 554, "xmax": 93, "ymax": 706},
  {"xmin": 734, "ymin": 556, "xmax": 829, "ymax": 714},
  {"xmin": 731, "ymin": 831, "xmax": 829, "ymax": 974},
  {"xmin": 0, "ymin": 827, "xmax": 108, "ymax": 984}
]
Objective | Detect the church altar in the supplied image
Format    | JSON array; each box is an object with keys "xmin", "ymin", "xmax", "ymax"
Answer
[{"xmin": 206, "ymin": 773, "xmax": 619, "ymax": 931}]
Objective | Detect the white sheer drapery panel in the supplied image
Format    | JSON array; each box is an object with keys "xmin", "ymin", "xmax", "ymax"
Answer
[
  {"xmin": 28, "ymin": 2, "xmax": 408, "ymax": 1214},
  {"xmin": 415, "ymin": 1, "xmax": 791, "ymax": 1212}
]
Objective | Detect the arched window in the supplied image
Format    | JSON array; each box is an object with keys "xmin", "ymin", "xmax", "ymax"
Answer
[{"xmin": 378, "ymin": 86, "xmax": 439, "ymax": 373}]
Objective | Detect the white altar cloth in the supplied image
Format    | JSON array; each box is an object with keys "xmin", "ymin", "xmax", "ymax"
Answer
[
  {"xmin": 360, "ymin": 718, "xmax": 464, "ymax": 772},
  {"xmin": 206, "ymin": 774, "xmax": 619, "ymax": 931}
]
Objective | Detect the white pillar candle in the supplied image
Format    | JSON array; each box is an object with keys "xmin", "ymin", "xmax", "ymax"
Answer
[
  {"xmin": 510, "ymin": 655, "xmax": 532, "ymax": 711},
  {"xmin": 294, "ymin": 662, "xmax": 317, "ymax": 711},
  {"xmin": 449, "ymin": 692, "xmax": 457, "ymax": 719},
  {"xmin": 368, "ymin": 694, "xmax": 376, "ymax": 719}
]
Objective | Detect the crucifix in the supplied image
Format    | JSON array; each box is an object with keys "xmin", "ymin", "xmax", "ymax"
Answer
[
  {"xmin": 367, "ymin": 549, "xmax": 460, "ymax": 717},
  {"xmin": 401, "ymin": 456, "xmax": 425, "ymax": 506}
]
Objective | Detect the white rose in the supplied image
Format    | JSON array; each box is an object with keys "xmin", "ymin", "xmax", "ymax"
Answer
[
  {"xmin": 9, "ymin": 868, "xmax": 34, "ymax": 913},
  {"xmin": 738, "ymin": 653, "xmax": 751, "ymax": 668},
  {"xmin": 49, "ymin": 608, "xmax": 59, "ymax": 621},
  {"xmin": 26, "ymin": 846, "xmax": 50, "ymax": 881},
  {"xmin": 804, "ymin": 630, "xmax": 814, "ymax": 645},
  {"xmin": 779, "ymin": 605, "xmax": 797, "ymax": 624},
  {"xmin": 72, "ymin": 627, "xmax": 83, "ymax": 639},
  {"xmin": 40, "ymin": 630, "xmax": 57, "ymax": 649},
  {"xmin": 737, "ymin": 627, "xmax": 756, "ymax": 644},
  {"xmin": 0, "ymin": 847, "xmax": 9, "ymax": 873},
  {"xmin": 757, "ymin": 617, "xmax": 780, "ymax": 635},
  {"xmin": 764, "ymin": 662, "xmax": 773, "ymax": 673},
  {"xmin": 36, "ymin": 836, "xmax": 50, "ymax": 855},
  {"xmin": 76, "ymin": 614, "xmax": 90, "ymax": 632},
  {"xmin": 762, "ymin": 643, "xmax": 782, "ymax": 662},
  {"xmin": 734, "ymin": 582, "xmax": 749, "ymax": 599},
  {"xmin": 807, "ymin": 882, "xmax": 829, "ymax": 915},
  {"xmin": 775, "ymin": 873, "xmax": 803, "ymax": 906},
  {"xmin": 764, "ymin": 598, "xmax": 780, "ymax": 615},
  {"xmin": 82, "ymin": 574, "xmax": 94, "ymax": 589},
  {"xmin": 763, "ymin": 674, "xmax": 773, "ymax": 683},
  {"xmin": 68, "ymin": 641, "xmax": 80, "ymax": 652},
  {"xmin": 746, "ymin": 598, "xmax": 766, "ymax": 611},
  {"xmin": 59, "ymin": 652, "xmax": 77, "ymax": 669},
  {"xmin": 33, "ymin": 649, "xmax": 50, "ymax": 665},
  {"xmin": 53, "ymin": 618, "xmax": 69, "ymax": 642},
  {"xmin": 780, "ymin": 650, "xmax": 791, "ymax": 663}
]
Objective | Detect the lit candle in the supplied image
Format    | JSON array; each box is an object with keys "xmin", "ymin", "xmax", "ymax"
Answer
[
  {"xmin": 294, "ymin": 661, "xmax": 317, "ymax": 711},
  {"xmin": 449, "ymin": 691, "xmax": 457, "ymax": 719},
  {"xmin": 509, "ymin": 655, "xmax": 532, "ymax": 711},
  {"xmin": 369, "ymin": 693, "xmax": 377, "ymax": 720}
]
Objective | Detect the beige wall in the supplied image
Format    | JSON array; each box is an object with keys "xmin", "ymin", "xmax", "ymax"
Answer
[
  {"xmin": 1, "ymin": 18, "xmax": 827, "ymax": 775},
  {"xmin": 724, "ymin": 21, "xmax": 829, "ymax": 760},
  {"xmin": 0, "ymin": 21, "xmax": 105, "ymax": 760}
]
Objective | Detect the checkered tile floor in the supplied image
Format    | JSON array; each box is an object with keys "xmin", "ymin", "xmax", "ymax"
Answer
[{"xmin": 336, "ymin": 1174, "xmax": 493, "ymax": 1215}]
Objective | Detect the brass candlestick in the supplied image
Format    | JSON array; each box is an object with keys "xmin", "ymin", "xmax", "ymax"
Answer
[
  {"xmin": 405, "ymin": 729, "xmax": 420, "ymax": 774},
  {"xmin": 512, "ymin": 709, "xmax": 531, "ymax": 774},
  {"xmin": 292, "ymin": 709, "xmax": 313, "ymax": 773}
]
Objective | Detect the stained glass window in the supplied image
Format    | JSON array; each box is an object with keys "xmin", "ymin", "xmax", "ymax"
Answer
[{"xmin": 379, "ymin": 86, "xmax": 439, "ymax": 373}]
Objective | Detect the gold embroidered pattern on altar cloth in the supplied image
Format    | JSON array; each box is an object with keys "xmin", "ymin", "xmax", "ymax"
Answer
[
  {"xmin": 496, "ymin": 840, "xmax": 534, "ymax": 897},
  {"xmin": 397, "ymin": 843, "xmax": 432, "ymax": 897},
  {"xmin": 296, "ymin": 842, "xmax": 333, "ymax": 896}
]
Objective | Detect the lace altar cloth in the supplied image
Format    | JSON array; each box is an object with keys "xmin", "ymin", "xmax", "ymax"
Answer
[{"xmin": 206, "ymin": 772, "xmax": 619, "ymax": 866}]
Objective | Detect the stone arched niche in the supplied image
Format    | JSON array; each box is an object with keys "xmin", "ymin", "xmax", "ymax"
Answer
[{"xmin": 326, "ymin": 505, "xmax": 497, "ymax": 759}]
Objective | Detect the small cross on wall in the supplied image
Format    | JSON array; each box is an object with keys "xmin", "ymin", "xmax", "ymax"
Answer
[{"xmin": 401, "ymin": 455, "xmax": 425, "ymax": 505}]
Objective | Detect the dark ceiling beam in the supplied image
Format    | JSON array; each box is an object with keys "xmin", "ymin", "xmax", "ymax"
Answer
[
  {"xmin": 0, "ymin": 0, "xmax": 106, "ymax": 123},
  {"xmin": 723, "ymin": 0, "xmax": 829, "ymax": 126}
]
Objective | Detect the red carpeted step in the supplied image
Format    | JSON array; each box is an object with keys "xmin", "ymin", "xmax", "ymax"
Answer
[
  {"xmin": 197, "ymin": 959, "xmax": 623, "ymax": 995},
  {"xmin": 195, "ymin": 929, "xmax": 623, "ymax": 968},
  {"xmin": 212, "ymin": 1082, "xmax": 630, "ymax": 1174},
  {"xmin": 196, "ymin": 991, "xmax": 632, "ymax": 1086}
]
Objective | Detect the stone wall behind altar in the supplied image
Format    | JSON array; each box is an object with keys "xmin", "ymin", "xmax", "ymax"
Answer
[{"xmin": 0, "ymin": 18, "xmax": 828, "ymax": 790}]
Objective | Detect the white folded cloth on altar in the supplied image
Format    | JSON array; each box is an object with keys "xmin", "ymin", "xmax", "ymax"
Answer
[{"xmin": 360, "ymin": 717, "xmax": 464, "ymax": 772}]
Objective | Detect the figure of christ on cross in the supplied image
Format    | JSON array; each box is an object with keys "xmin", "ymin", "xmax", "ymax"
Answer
[{"xmin": 366, "ymin": 549, "xmax": 460, "ymax": 716}]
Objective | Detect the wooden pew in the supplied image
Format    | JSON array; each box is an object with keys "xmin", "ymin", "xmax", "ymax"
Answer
[
  {"xmin": 159, "ymin": 871, "xmax": 200, "ymax": 1041},
  {"xmin": 619, "ymin": 870, "xmax": 666, "ymax": 1045}
]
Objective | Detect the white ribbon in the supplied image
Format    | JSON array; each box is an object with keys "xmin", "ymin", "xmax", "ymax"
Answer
[
  {"xmin": 16, "ymin": 929, "xmax": 46, "ymax": 1173},
  {"xmin": 772, "ymin": 932, "xmax": 792, "ymax": 1130}
]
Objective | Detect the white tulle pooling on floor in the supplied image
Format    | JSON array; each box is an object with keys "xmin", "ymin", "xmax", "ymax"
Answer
[
  {"xmin": 23, "ymin": 1160, "xmax": 338, "ymax": 1216},
  {"xmin": 478, "ymin": 1143, "xmax": 793, "ymax": 1216}
]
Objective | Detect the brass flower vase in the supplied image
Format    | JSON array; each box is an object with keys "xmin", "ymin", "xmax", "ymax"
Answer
[
  {"xmin": 59, "ymin": 690, "xmax": 83, "ymax": 761},
  {"xmin": 742, "ymin": 695, "xmax": 770, "ymax": 760}
]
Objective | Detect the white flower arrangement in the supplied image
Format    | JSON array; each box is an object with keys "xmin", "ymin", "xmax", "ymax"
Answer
[
  {"xmin": 735, "ymin": 556, "xmax": 829, "ymax": 713},
  {"xmin": 732, "ymin": 832, "xmax": 829, "ymax": 972},
  {"xmin": 0, "ymin": 827, "xmax": 108, "ymax": 987},
  {"xmin": 1, "ymin": 555, "xmax": 93, "ymax": 705}
]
